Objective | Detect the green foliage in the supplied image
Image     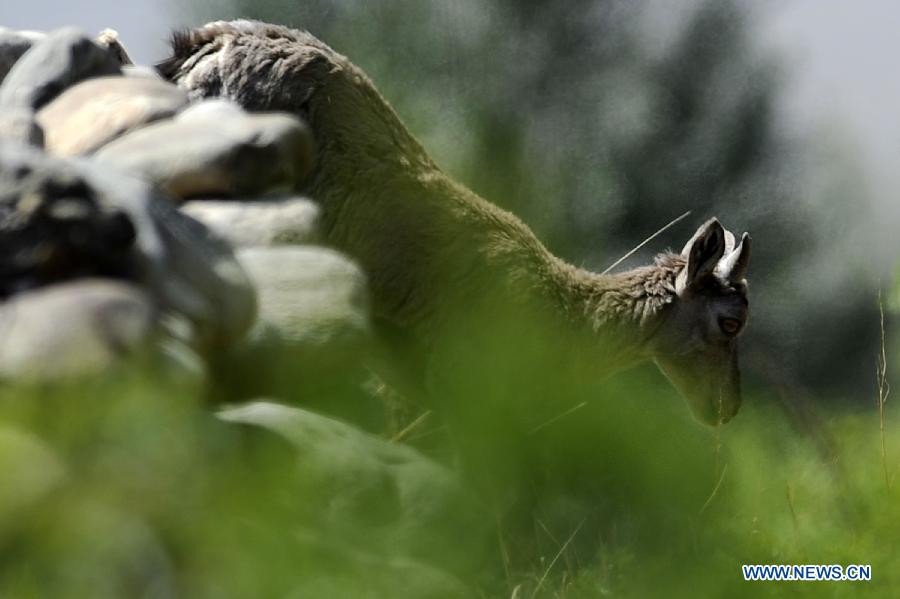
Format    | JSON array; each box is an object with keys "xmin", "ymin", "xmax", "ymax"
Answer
[{"xmin": 0, "ymin": 366, "xmax": 897, "ymax": 597}]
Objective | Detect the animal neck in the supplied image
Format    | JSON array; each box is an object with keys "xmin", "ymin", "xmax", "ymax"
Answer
[
  {"xmin": 548, "ymin": 254, "xmax": 683, "ymax": 374},
  {"xmin": 306, "ymin": 60, "xmax": 436, "ymax": 189},
  {"xmin": 290, "ymin": 41, "xmax": 686, "ymax": 373}
]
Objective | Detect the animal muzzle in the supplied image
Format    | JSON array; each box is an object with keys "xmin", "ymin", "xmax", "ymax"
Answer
[
  {"xmin": 655, "ymin": 353, "xmax": 742, "ymax": 426},
  {"xmin": 688, "ymin": 384, "xmax": 741, "ymax": 426}
]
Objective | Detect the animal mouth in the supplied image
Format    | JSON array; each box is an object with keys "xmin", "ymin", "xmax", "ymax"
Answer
[
  {"xmin": 693, "ymin": 405, "xmax": 737, "ymax": 426},
  {"xmin": 701, "ymin": 390, "xmax": 740, "ymax": 426},
  {"xmin": 717, "ymin": 410, "xmax": 737, "ymax": 425}
]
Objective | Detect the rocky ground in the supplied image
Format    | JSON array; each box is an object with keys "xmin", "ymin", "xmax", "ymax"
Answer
[{"xmin": 0, "ymin": 25, "xmax": 490, "ymax": 597}]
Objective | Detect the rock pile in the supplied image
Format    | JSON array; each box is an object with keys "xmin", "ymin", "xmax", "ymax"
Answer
[
  {"xmin": 0, "ymin": 25, "xmax": 486, "ymax": 598},
  {"xmin": 0, "ymin": 25, "xmax": 361, "ymax": 384}
]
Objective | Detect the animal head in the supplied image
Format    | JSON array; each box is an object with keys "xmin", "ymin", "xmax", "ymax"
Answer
[{"xmin": 652, "ymin": 218, "xmax": 750, "ymax": 425}]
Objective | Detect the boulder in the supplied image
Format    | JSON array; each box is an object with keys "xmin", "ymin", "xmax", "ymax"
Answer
[
  {"xmin": 0, "ymin": 107, "xmax": 43, "ymax": 146},
  {"xmin": 94, "ymin": 28, "xmax": 133, "ymax": 66},
  {"xmin": 94, "ymin": 104, "xmax": 314, "ymax": 199},
  {"xmin": 37, "ymin": 76, "xmax": 189, "ymax": 156},
  {"xmin": 209, "ymin": 246, "xmax": 369, "ymax": 414},
  {"xmin": 122, "ymin": 65, "xmax": 164, "ymax": 81},
  {"xmin": 176, "ymin": 98, "xmax": 244, "ymax": 121},
  {"xmin": 181, "ymin": 197, "xmax": 321, "ymax": 247},
  {"xmin": 129, "ymin": 178, "xmax": 258, "ymax": 348},
  {"xmin": 0, "ymin": 145, "xmax": 139, "ymax": 298},
  {"xmin": 237, "ymin": 246, "xmax": 368, "ymax": 350},
  {"xmin": 0, "ymin": 28, "xmax": 44, "ymax": 83},
  {"xmin": 218, "ymin": 401, "xmax": 489, "ymax": 575},
  {"xmin": 0, "ymin": 141, "xmax": 257, "ymax": 349},
  {"xmin": 0, "ymin": 280, "xmax": 155, "ymax": 381},
  {"xmin": 0, "ymin": 27, "xmax": 121, "ymax": 110}
]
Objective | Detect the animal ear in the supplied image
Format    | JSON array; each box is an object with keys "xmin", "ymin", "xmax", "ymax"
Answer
[
  {"xmin": 678, "ymin": 218, "xmax": 726, "ymax": 291},
  {"xmin": 717, "ymin": 232, "xmax": 751, "ymax": 281}
]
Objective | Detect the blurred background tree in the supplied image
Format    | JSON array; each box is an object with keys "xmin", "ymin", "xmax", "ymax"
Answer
[{"xmin": 187, "ymin": 0, "xmax": 881, "ymax": 403}]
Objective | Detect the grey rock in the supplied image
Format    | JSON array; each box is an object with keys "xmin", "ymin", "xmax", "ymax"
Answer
[
  {"xmin": 181, "ymin": 197, "xmax": 321, "ymax": 247},
  {"xmin": 0, "ymin": 141, "xmax": 257, "ymax": 349},
  {"xmin": 122, "ymin": 65, "xmax": 164, "ymax": 81},
  {"xmin": 0, "ymin": 144, "xmax": 139, "ymax": 298},
  {"xmin": 76, "ymin": 160, "xmax": 258, "ymax": 349},
  {"xmin": 0, "ymin": 279, "xmax": 155, "ymax": 380},
  {"xmin": 155, "ymin": 313, "xmax": 208, "ymax": 381},
  {"xmin": 37, "ymin": 76, "xmax": 189, "ymax": 156},
  {"xmin": 94, "ymin": 28, "xmax": 133, "ymax": 66},
  {"xmin": 218, "ymin": 401, "xmax": 488, "ymax": 574},
  {"xmin": 94, "ymin": 109, "xmax": 314, "ymax": 200},
  {"xmin": 210, "ymin": 246, "xmax": 371, "ymax": 422},
  {"xmin": 0, "ymin": 27, "xmax": 121, "ymax": 110},
  {"xmin": 0, "ymin": 108, "xmax": 43, "ymax": 146},
  {"xmin": 237, "ymin": 246, "xmax": 368, "ymax": 350},
  {"xmin": 0, "ymin": 28, "xmax": 44, "ymax": 84},
  {"xmin": 177, "ymin": 98, "xmax": 245, "ymax": 121}
]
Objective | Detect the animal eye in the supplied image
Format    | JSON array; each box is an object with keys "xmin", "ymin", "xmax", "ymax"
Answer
[{"xmin": 719, "ymin": 318, "xmax": 742, "ymax": 336}]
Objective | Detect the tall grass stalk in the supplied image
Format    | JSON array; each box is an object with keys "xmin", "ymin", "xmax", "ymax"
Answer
[{"xmin": 877, "ymin": 288, "xmax": 891, "ymax": 491}]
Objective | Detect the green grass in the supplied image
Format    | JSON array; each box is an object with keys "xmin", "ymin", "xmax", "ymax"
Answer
[{"xmin": 0, "ymin": 362, "xmax": 896, "ymax": 598}]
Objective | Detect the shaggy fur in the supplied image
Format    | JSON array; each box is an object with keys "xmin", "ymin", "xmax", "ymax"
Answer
[{"xmin": 157, "ymin": 21, "xmax": 739, "ymax": 421}]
